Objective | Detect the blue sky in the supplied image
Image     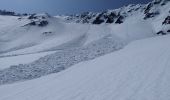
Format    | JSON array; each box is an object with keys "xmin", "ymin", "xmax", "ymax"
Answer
[{"xmin": 0, "ymin": 0, "xmax": 151, "ymax": 15}]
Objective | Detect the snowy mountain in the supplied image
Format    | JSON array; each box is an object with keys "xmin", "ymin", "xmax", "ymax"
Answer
[
  {"xmin": 0, "ymin": 0, "xmax": 170, "ymax": 99},
  {"xmin": 0, "ymin": 0, "xmax": 169, "ymax": 55},
  {"xmin": 66, "ymin": 0, "xmax": 170, "ymax": 34},
  {"xmin": 0, "ymin": 31, "xmax": 170, "ymax": 100}
]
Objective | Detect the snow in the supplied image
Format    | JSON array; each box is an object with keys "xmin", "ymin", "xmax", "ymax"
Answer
[
  {"xmin": 0, "ymin": 51, "xmax": 55, "ymax": 70},
  {"xmin": 151, "ymin": 2, "xmax": 170, "ymax": 32},
  {"xmin": 0, "ymin": 1, "xmax": 170, "ymax": 99},
  {"xmin": 0, "ymin": 34, "xmax": 170, "ymax": 100},
  {"xmin": 0, "ymin": 0, "xmax": 169, "ymax": 55},
  {"xmin": 0, "ymin": 15, "xmax": 89, "ymax": 55},
  {"xmin": 0, "ymin": 35, "xmax": 125, "ymax": 84},
  {"xmin": 0, "ymin": 0, "xmax": 170, "ymax": 84}
]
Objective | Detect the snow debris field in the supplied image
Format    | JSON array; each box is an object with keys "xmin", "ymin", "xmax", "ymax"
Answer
[
  {"xmin": 0, "ymin": 0, "xmax": 170, "ymax": 100},
  {"xmin": 0, "ymin": 34, "xmax": 170, "ymax": 100}
]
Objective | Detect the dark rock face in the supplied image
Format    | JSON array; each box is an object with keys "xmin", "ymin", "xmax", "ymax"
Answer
[
  {"xmin": 156, "ymin": 31, "xmax": 167, "ymax": 35},
  {"xmin": 143, "ymin": 2, "xmax": 160, "ymax": 19},
  {"xmin": 80, "ymin": 13, "xmax": 94, "ymax": 23},
  {"xmin": 167, "ymin": 30, "xmax": 170, "ymax": 32},
  {"xmin": 92, "ymin": 17, "xmax": 104, "ymax": 24},
  {"xmin": 92, "ymin": 12, "xmax": 119, "ymax": 24},
  {"xmin": 144, "ymin": 3, "xmax": 153, "ymax": 14},
  {"xmin": 144, "ymin": 12, "xmax": 160, "ymax": 19},
  {"xmin": 66, "ymin": 0, "xmax": 168, "ymax": 24},
  {"xmin": 92, "ymin": 14, "xmax": 105, "ymax": 24},
  {"xmin": 24, "ymin": 20, "xmax": 48, "ymax": 27},
  {"xmin": 106, "ymin": 18, "xmax": 114, "ymax": 23},
  {"xmin": 28, "ymin": 14, "xmax": 37, "ymax": 19},
  {"xmin": 152, "ymin": 0, "xmax": 170, "ymax": 5},
  {"xmin": 28, "ymin": 21, "xmax": 36, "ymax": 26},
  {"xmin": 162, "ymin": 16, "xmax": 170, "ymax": 24},
  {"xmin": 115, "ymin": 15, "xmax": 124, "ymax": 24},
  {"xmin": 153, "ymin": 0, "xmax": 162, "ymax": 4},
  {"xmin": 23, "ymin": 13, "xmax": 50, "ymax": 27},
  {"xmin": 0, "ymin": 10, "xmax": 16, "ymax": 16},
  {"xmin": 161, "ymin": 0, "xmax": 170, "ymax": 5},
  {"xmin": 43, "ymin": 32, "xmax": 52, "ymax": 35},
  {"xmin": 66, "ymin": 3, "xmax": 147, "ymax": 25},
  {"xmin": 22, "ymin": 13, "xmax": 28, "ymax": 16},
  {"xmin": 143, "ymin": 0, "xmax": 166, "ymax": 20},
  {"xmin": 28, "ymin": 13, "xmax": 51, "ymax": 20},
  {"xmin": 105, "ymin": 12, "xmax": 116, "ymax": 23},
  {"xmin": 38, "ymin": 20, "xmax": 48, "ymax": 27},
  {"xmin": 66, "ymin": 8, "xmax": 127, "ymax": 25}
]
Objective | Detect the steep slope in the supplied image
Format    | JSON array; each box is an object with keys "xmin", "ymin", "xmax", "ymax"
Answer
[
  {"xmin": 0, "ymin": 14, "xmax": 90, "ymax": 55},
  {"xmin": 0, "ymin": 34, "xmax": 125, "ymax": 85},
  {"xmin": 0, "ymin": 0, "xmax": 170, "ymax": 84},
  {"xmin": 66, "ymin": 0, "xmax": 170, "ymax": 34},
  {"xmin": 1, "ymin": 0, "xmax": 169, "ymax": 56},
  {"xmin": 0, "ymin": 13, "xmax": 155, "ymax": 69},
  {"xmin": 0, "ymin": 15, "xmax": 156, "ymax": 84},
  {"xmin": 0, "ymin": 34, "xmax": 170, "ymax": 100}
]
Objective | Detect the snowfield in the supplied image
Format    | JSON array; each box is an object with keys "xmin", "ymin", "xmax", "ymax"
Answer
[
  {"xmin": 0, "ymin": 35, "xmax": 125, "ymax": 85},
  {"xmin": 0, "ymin": 0, "xmax": 170, "ymax": 99},
  {"xmin": 0, "ymin": 34, "xmax": 170, "ymax": 100},
  {"xmin": 0, "ymin": 51, "xmax": 56, "ymax": 70}
]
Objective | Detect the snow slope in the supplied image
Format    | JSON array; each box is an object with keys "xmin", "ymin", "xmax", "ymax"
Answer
[
  {"xmin": 0, "ymin": 51, "xmax": 55, "ymax": 70},
  {"xmin": 0, "ymin": 34, "xmax": 170, "ymax": 100},
  {"xmin": 0, "ymin": 13, "xmax": 155, "ymax": 69},
  {"xmin": 0, "ymin": 0, "xmax": 170, "ymax": 85},
  {"xmin": 0, "ymin": 35, "xmax": 125, "ymax": 85},
  {"xmin": 1, "ymin": 0, "xmax": 170, "ymax": 56},
  {"xmin": 0, "ymin": 15, "xmax": 89, "ymax": 55}
]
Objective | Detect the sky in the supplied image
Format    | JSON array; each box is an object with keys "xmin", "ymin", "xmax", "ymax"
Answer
[{"xmin": 0, "ymin": 0, "xmax": 152, "ymax": 15}]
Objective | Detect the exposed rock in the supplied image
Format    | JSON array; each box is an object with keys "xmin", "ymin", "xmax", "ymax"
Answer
[
  {"xmin": 38, "ymin": 20, "xmax": 48, "ymax": 27},
  {"xmin": 23, "ymin": 20, "xmax": 48, "ymax": 27},
  {"xmin": 115, "ymin": 15, "xmax": 124, "ymax": 24},
  {"xmin": 161, "ymin": 2, "xmax": 166, "ymax": 5},
  {"xmin": 92, "ymin": 14, "xmax": 105, "ymax": 24},
  {"xmin": 156, "ymin": 31, "xmax": 167, "ymax": 35},
  {"xmin": 162, "ymin": 16, "xmax": 170, "ymax": 24},
  {"xmin": 144, "ymin": 3, "xmax": 153, "ymax": 14},
  {"xmin": 143, "ymin": 1, "xmax": 161, "ymax": 19},
  {"xmin": 22, "ymin": 13, "xmax": 28, "ymax": 16},
  {"xmin": 0, "ymin": 10, "xmax": 17, "ymax": 16},
  {"xmin": 42, "ymin": 32, "xmax": 53, "ymax": 36},
  {"xmin": 28, "ymin": 14, "xmax": 37, "ymax": 19},
  {"xmin": 153, "ymin": 0, "xmax": 162, "ymax": 4},
  {"xmin": 106, "ymin": 12, "xmax": 116, "ymax": 23},
  {"xmin": 28, "ymin": 13, "xmax": 51, "ymax": 20},
  {"xmin": 26, "ymin": 21, "xmax": 36, "ymax": 26},
  {"xmin": 144, "ymin": 12, "xmax": 160, "ymax": 19}
]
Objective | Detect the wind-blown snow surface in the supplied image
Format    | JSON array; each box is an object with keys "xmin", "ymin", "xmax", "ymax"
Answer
[
  {"xmin": 0, "ymin": 34, "xmax": 170, "ymax": 100},
  {"xmin": 0, "ymin": 51, "xmax": 55, "ymax": 70},
  {"xmin": 0, "ymin": 0, "xmax": 170, "ymax": 97},
  {"xmin": 0, "ymin": 0, "xmax": 170, "ymax": 84},
  {"xmin": 0, "ymin": 10, "xmax": 157, "ymax": 84},
  {"xmin": 0, "ymin": 35, "xmax": 125, "ymax": 85},
  {"xmin": 0, "ymin": 15, "xmax": 89, "ymax": 55},
  {"xmin": 1, "ymin": 0, "xmax": 170, "ymax": 56}
]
